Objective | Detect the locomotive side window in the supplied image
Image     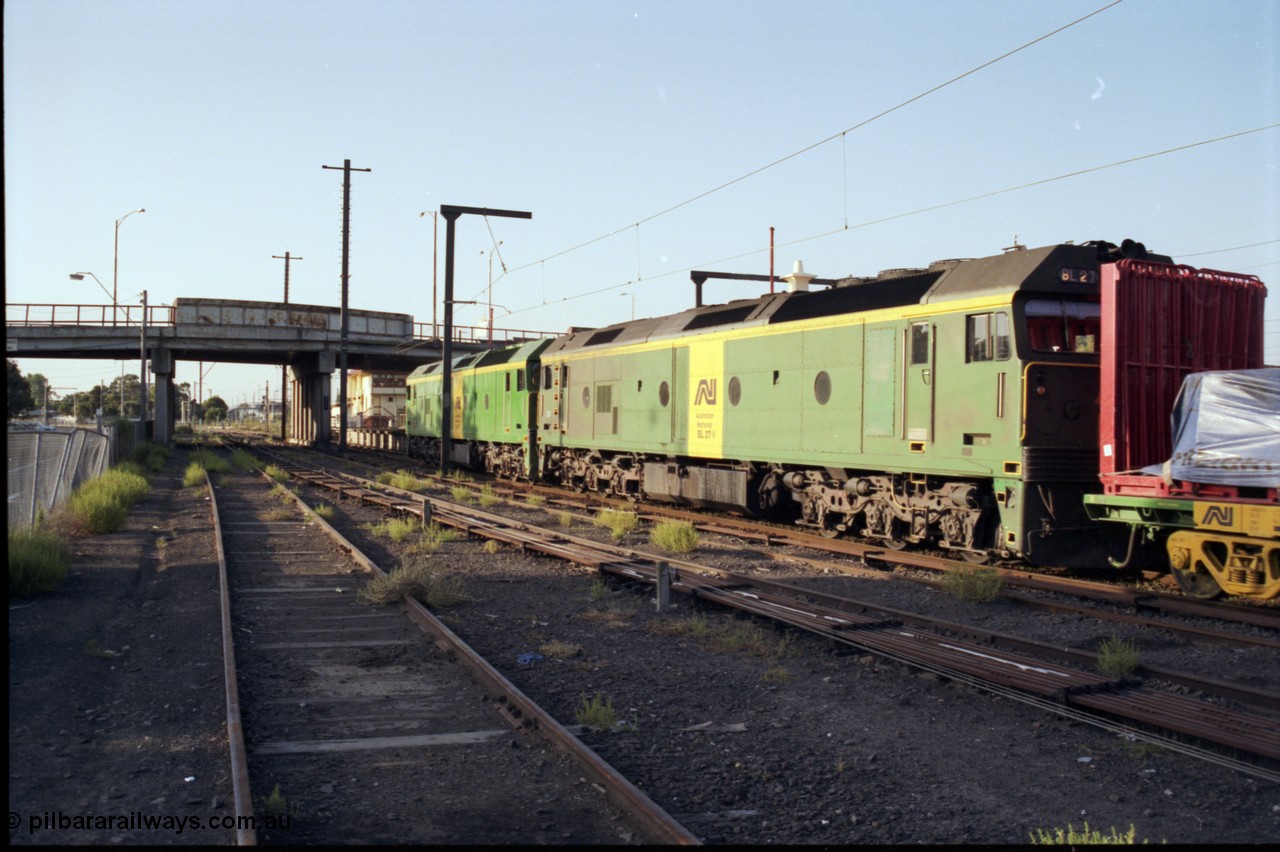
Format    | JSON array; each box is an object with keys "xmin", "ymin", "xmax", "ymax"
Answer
[
  {"xmin": 1025, "ymin": 299, "xmax": 1101, "ymax": 354},
  {"xmin": 909, "ymin": 322, "xmax": 930, "ymax": 365},
  {"xmin": 659, "ymin": 381, "xmax": 670, "ymax": 407},
  {"xmin": 966, "ymin": 312, "xmax": 1011, "ymax": 362}
]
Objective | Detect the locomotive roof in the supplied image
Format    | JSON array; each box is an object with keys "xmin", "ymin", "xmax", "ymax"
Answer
[{"xmin": 541, "ymin": 240, "xmax": 1169, "ymax": 358}]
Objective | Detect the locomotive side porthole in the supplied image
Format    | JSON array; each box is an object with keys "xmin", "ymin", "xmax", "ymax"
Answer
[
  {"xmin": 728, "ymin": 376, "xmax": 741, "ymax": 406},
  {"xmin": 582, "ymin": 386, "xmax": 591, "ymax": 409},
  {"xmin": 485, "ymin": 393, "xmax": 490, "ymax": 410},
  {"xmin": 814, "ymin": 370, "xmax": 832, "ymax": 405},
  {"xmin": 659, "ymin": 381, "xmax": 670, "ymax": 407}
]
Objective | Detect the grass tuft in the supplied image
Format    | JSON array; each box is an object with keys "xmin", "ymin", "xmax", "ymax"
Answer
[
  {"xmin": 9, "ymin": 527, "xmax": 71, "ymax": 596},
  {"xmin": 66, "ymin": 466, "xmax": 150, "ymax": 534},
  {"xmin": 594, "ymin": 509, "xmax": 638, "ymax": 540},
  {"xmin": 358, "ymin": 556, "xmax": 471, "ymax": 608},
  {"xmin": 539, "ymin": 640, "xmax": 582, "ymax": 660},
  {"xmin": 230, "ymin": 448, "xmax": 263, "ymax": 471},
  {"xmin": 257, "ymin": 784, "xmax": 297, "ymax": 818},
  {"xmin": 575, "ymin": 692, "xmax": 619, "ymax": 731},
  {"xmin": 182, "ymin": 462, "xmax": 207, "ymax": 489},
  {"xmin": 649, "ymin": 520, "xmax": 699, "ymax": 553},
  {"xmin": 941, "ymin": 566, "xmax": 1004, "ymax": 602},
  {"xmin": 1030, "ymin": 822, "xmax": 1148, "ymax": 845},
  {"xmin": 1096, "ymin": 635, "xmax": 1140, "ymax": 678}
]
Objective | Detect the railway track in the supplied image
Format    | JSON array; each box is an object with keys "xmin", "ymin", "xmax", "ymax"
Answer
[
  {"xmin": 205, "ymin": 459, "xmax": 696, "ymax": 845},
  {"xmin": 310, "ymin": 439, "xmax": 1280, "ymax": 630},
  {"xmin": 244, "ymin": 443, "xmax": 1280, "ymax": 776}
]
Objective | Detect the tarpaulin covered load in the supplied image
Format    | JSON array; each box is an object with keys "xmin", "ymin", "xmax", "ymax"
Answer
[{"xmin": 1142, "ymin": 368, "xmax": 1280, "ymax": 488}]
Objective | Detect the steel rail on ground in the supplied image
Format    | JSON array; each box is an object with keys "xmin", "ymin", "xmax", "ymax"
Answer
[
  {"xmin": 241, "ymin": 447, "xmax": 1280, "ymax": 777},
  {"xmin": 255, "ymin": 460, "xmax": 700, "ymax": 846},
  {"xmin": 207, "ymin": 472, "xmax": 257, "ymax": 846}
]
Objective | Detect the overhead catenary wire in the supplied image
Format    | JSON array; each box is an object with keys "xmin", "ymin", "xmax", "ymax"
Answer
[
  {"xmin": 498, "ymin": 122, "xmax": 1280, "ymax": 319},
  {"xmin": 506, "ymin": 0, "xmax": 1128, "ymax": 278}
]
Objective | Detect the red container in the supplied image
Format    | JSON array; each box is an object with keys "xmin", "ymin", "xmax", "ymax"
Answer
[{"xmin": 1098, "ymin": 260, "xmax": 1266, "ymax": 495}]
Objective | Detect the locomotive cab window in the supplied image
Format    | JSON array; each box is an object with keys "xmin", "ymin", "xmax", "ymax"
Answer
[
  {"xmin": 909, "ymin": 322, "xmax": 930, "ymax": 365},
  {"xmin": 966, "ymin": 312, "xmax": 1011, "ymax": 362},
  {"xmin": 1025, "ymin": 299, "xmax": 1101, "ymax": 354}
]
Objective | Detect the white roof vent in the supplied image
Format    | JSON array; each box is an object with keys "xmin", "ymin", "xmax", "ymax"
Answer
[{"xmin": 783, "ymin": 260, "xmax": 814, "ymax": 293}]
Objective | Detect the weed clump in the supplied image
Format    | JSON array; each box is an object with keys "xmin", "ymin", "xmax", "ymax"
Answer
[
  {"xmin": 358, "ymin": 556, "xmax": 471, "ymax": 608},
  {"xmin": 575, "ymin": 692, "xmax": 619, "ymax": 731},
  {"xmin": 941, "ymin": 566, "xmax": 1004, "ymax": 602},
  {"xmin": 67, "ymin": 466, "xmax": 150, "ymax": 534},
  {"xmin": 188, "ymin": 447, "xmax": 232, "ymax": 474},
  {"xmin": 1030, "ymin": 822, "xmax": 1148, "ymax": 844},
  {"xmin": 182, "ymin": 462, "xmax": 207, "ymax": 488},
  {"xmin": 9, "ymin": 527, "xmax": 70, "ymax": 596},
  {"xmin": 379, "ymin": 469, "xmax": 430, "ymax": 492},
  {"xmin": 257, "ymin": 784, "xmax": 297, "ymax": 818},
  {"xmin": 594, "ymin": 509, "xmax": 638, "ymax": 540},
  {"xmin": 230, "ymin": 448, "xmax": 262, "ymax": 471},
  {"xmin": 649, "ymin": 520, "xmax": 699, "ymax": 553},
  {"xmin": 131, "ymin": 441, "xmax": 172, "ymax": 472},
  {"xmin": 1097, "ymin": 635, "xmax": 1140, "ymax": 678}
]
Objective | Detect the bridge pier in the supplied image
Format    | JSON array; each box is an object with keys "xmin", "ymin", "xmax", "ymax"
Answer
[
  {"xmin": 290, "ymin": 351, "xmax": 334, "ymax": 447},
  {"xmin": 152, "ymin": 346, "xmax": 175, "ymax": 445}
]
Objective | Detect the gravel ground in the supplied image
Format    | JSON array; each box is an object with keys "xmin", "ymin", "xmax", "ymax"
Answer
[
  {"xmin": 309, "ymin": 476, "xmax": 1280, "ymax": 846},
  {"xmin": 9, "ymin": 447, "xmax": 1279, "ymax": 845}
]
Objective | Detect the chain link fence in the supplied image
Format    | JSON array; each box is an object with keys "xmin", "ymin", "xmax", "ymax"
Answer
[{"xmin": 7, "ymin": 426, "xmax": 129, "ymax": 530}]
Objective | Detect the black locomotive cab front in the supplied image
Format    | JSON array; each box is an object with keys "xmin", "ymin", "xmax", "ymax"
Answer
[{"xmin": 1007, "ymin": 274, "xmax": 1110, "ymax": 567}]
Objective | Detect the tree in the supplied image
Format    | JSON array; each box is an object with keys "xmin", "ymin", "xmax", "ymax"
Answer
[
  {"xmin": 27, "ymin": 373, "xmax": 49, "ymax": 415},
  {"xmin": 7, "ymin": 360, "xmax": 34, "ymax": 418},
  {"xmin": 202, "ymin": 394, "xmax": 228, "ymax": 423}
]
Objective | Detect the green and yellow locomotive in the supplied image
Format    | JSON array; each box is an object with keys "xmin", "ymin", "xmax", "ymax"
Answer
[{"xmin": 405, "ymin": 239, "xmax": 1276, "ymax": 594}]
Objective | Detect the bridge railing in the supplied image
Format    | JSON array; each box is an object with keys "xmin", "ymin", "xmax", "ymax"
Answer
[
  {"xmin": 8, "ymin": 303, "xmax": 557, "ymax": 343},
  {"xmin": 411, "ymin": 321, "xmax": 558, "ymax": 344},
  {"xmin": 6, "ymin": 303, "xmax": 175, "ymax": 327}
]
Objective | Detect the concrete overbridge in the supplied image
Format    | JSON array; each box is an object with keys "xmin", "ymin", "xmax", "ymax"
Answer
[{"xmin": 6, "ymin": 298, "xmax": 545, "ymax": 445}]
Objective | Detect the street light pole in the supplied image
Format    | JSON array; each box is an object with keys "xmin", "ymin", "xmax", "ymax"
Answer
[
  {"xmin": 419, "ymin": 211, "xmax": 439, "ymax": 336},
  {"xmin": 113, "ymin": 208, "xmax": 145, "ymax": 327},
  {"xmin": 486, "ymin": 241, "xmax": 503, "ymax": 346}
]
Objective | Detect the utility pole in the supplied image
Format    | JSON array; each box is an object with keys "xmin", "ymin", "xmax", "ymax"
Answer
[
  {"xmin": 322, "ymin": 159, "xmax": 371, "ymax": 452},
  {"xmin": 438, "ymin": 205, "xmax": 532, "ymax": 476},
  {"xmin": 139, "ymin": 290, "xmax": 149, "ymax": 434},
  {"xmin": 273, "ymin": 251, "xmax": 302, "ymax": 442}
]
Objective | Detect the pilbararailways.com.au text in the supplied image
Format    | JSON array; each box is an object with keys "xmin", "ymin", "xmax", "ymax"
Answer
[{"xmin": 15, "ymin": 810, "xmax": 290, "ymax": 835}]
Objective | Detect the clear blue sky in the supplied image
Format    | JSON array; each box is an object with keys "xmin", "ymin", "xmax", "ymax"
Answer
[{"xmin": 6, "ymin": 0, "xmax": 1278, "ymax": 407}]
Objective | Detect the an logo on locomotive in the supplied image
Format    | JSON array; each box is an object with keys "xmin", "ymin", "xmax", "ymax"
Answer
[
  {"xmin": 1199, "ymin": 504, "xmax": 1234, "ymax": 528},
  {"xmin": 694, "ymin": 378, "xmax": 718, "ymax": 406}
]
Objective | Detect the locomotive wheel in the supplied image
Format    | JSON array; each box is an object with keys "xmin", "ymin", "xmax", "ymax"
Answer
[
  {"xmin": 960, "ymin": 549, "xmax": 991, "ymax": 565},
  {"xmin": 1170, "ymin": 563, "xmax": 1223, "ymax": 600}
]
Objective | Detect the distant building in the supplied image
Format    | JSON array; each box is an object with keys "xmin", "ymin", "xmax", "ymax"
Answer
[{"xmin": 343, "ymin": 370, "xmax": 407, "ymax": 429}]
